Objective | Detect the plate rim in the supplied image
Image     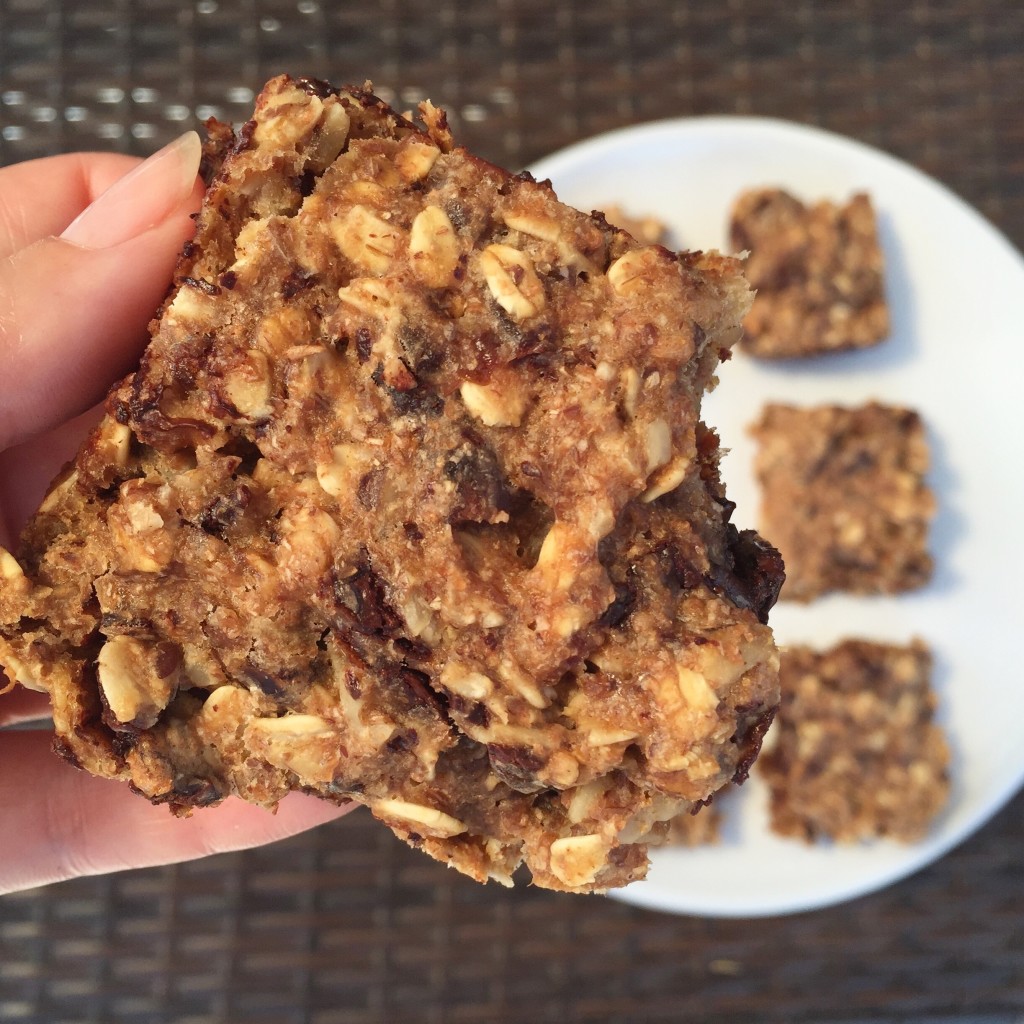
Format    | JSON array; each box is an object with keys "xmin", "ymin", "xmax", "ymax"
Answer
[
  {"xmin": 528, "ymin": 114, "xmax": 1024, "ymax": 918},
  {"xmin": 529, "ymin": 112, "xmax": 1024, "ymax": 277}
]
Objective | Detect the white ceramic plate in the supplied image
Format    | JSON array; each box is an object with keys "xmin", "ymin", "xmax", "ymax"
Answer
[{"xmin": 529, "ymin": 118, "xmax": 1024, "ymax": 917}]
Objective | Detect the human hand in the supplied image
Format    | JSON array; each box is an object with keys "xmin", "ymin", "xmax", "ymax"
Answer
[{"xmin": 0, "ymin": 136, "xmax": 351, "ymax": 896}]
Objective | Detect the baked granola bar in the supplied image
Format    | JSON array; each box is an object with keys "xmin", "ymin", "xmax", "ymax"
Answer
[
  {"xmin": 730, "ymin": 188, "xmax": 889, "ymax": 358},
  {"xmin": 758, "ymin": 640, "xmax": 950, "ymax": 843},
  {"xmin": 599, "ymin": 204, "xmax": 668, "ymax": 246},
  {"xmin": 0, "ymin": 75, "xmax": 783, "ymax": 893},
  {"xmin": 751, "ymin": 402, "xmax": 935, "ymax": 602},
  {"xmin": 665, "ymin": 799, "xmax": 721, "ymax": 846}
]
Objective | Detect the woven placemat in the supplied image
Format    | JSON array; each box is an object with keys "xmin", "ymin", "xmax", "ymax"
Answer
[
  {"xmin": 3, "ymin": 0, "xmax": 1024, "ymax": 245},
  {"xmin": 2, "ymin": 799, "xmax": 1022, "ymax": 1024},
  {"xmin": 2, "ymin": 2, "xmax": 1024, "ymax": 1021}
]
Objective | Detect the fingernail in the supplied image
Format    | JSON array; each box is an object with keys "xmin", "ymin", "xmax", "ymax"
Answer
[{"xmin": 61, "ymin": 131, "xmax": 202, "ymax": 249}]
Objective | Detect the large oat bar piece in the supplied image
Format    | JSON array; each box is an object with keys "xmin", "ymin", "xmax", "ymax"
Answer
[
  {"xmin": 752, "ymin": 402, "xmax": 935, "ymax": 602},
  {"xmin": 758, "ymin": 640, "xmax": 950, "ymax": 843},
  {"xmin": 731, "ymin": 188, "xmax": 889, "ymax": 358},
  {"xmin": 0, "ymin": 76, "xmax": 783, "ymax": 892}
]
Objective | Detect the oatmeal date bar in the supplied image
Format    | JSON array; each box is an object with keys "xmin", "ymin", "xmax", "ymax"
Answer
[
  {"xmin": 752, "ymin": 402, "xmax": 935, "ymax": 602},
  {"xmin": 665, "ymin": 800, "xmax": 722, "ymax": 846},
  {"xmin": 758, "ymin": 640, "xmax": 950, "ymax": 843},
  {"xmin": 0, "ymin": 75, "xmax": 783, "ymax": 893},
  {"xmin": 599, "ymin": 204, "xmax": 668, "ymax": 246},
  {"xmin": 730, "ymin": 188, "xmax": 889, "ymax": 358}
]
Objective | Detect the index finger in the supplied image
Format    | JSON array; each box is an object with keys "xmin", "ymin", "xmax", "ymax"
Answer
[{"xmin": 0, "ymin": 152, "xmax": 142, "ymax": 258}]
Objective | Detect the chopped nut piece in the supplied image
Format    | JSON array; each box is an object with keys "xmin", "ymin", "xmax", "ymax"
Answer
[
  {"xmin": 277, "ymin": 503, "xmax": 343, "ymax": 583},
  {"xmin": 94, "ymin": 419, "xmax": 133, "ymax": 468},
  {"xmin": 619, "ymin": 366, "xmax": 641, "ymax": 420},
  {"xmin": 316, "ymin": 443, "xmax": 374, "ymax": 499},
  {"xmin": 256, "ymin": 306, "xmax": 313, "ymax": 356},
  {"xmin": 409, "ymin": 205, "xmax": 461, "ymax": 287},
  {"xmin": 645, "ymin": 419, "xmax": 672, "ymax": 473},
  {"xmin": 641, "ymin": 455, "xmax": 690, "ymax": 502},
  {"xmin": 252, "ymin": 83, "xmax": 327, "ymax": 150},
  {"xmin": 38, "ymin": 470, "xmax": 79, "ymax": 515},
  {"xmin": 459, "ymin": 378, "xmax": 527, "ymax": 427},
  {"xmin": 394, "ymin": 139, "xmax": 440, "ymax": 182},
  {"xmin": 503, "ymin": 210, "xmax": 562, "ymax": 244},
  {"xmin": 373, "ymin": 798, "xmax": 467, "ymax": 838},
  {"xmin": 342, "ymin": 180, "xmax": 390, "ymax": 206},
  {"xmin": 0, "ymin": 548, "xmax": 25, "ymax": 583},
  {"xmin": 246, "ymin": 714, "xmax": 342, "ymax": 783},
  {"xmin": 440, "ymin": 663, "xmax": 495, "ymax": 701},
  {"xmin": 502, "ymin": 210, "xmax": 598, "ymax": 274},
  {"xmin": 222, "ymin": 350, "xmax": 273, "ymax": 419},
  {"xmin": 607, "ymin": 247, "xmax": 661, "ymax": 296},
  {"xmin": 675, "ymin": 665, "xmax": 720, "ymax": 712},
  {"xmin": 97, "ymin": 635, "xmax": 178, "ymax": 729},
  {"xmin": 549, "ymin": 834, "xmax": 608, "ymax": 888},
  {"xmin": 306, "ymin": 101, "xmax": 350, "ymax": 172},
  {"xmin": 534, "ymin": 522, "xmax": 576, "ymax": 588},
  {"xmin": 586, "ymin": 725, "xmax": 638, "ymax": 746},
  {"xmin": 546, "ymin": 750, "xmax": 580, "ymax": 788},
  {"xmin": 106, "ymin": 480, "xmax": 175, "ymax": 573}
]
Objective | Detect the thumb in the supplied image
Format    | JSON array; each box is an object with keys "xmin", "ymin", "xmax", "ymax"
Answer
[
  {"xmin": 0, "ymin": 730, "xmax": 352, "ymax": 895},
  {"xmin": 0, "ymin": 132, "xmax": 204, "ymax": 451}
]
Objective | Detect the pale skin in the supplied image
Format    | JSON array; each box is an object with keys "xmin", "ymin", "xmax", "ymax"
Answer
[{"xmin": 0, "ymin": 134, "xmax": 351, "ymax": 896}]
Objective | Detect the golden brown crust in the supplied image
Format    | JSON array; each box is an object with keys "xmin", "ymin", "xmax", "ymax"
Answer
[
  {"xmin": 758, "ymin": 639, "xmax": 950, "ymax": 843},
  {"xmin": 751, "ymin": 402, "xmax": 935, "ymax": 602},
  {"xmin": 0, "ymin": 76, "xmax": 782, "ymax": 892},
  {"xmin": 731, "ymin": 188, "xmax": 889, "ymax": 359}
]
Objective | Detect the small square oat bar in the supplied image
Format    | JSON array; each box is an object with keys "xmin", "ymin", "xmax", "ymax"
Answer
[
  {"xmin": 599, "ymin": 204, "xmax": 668, "ymax": 246},
  {"xmin": 752, "ymin": 402, "xmax": 935, "ymax": 602},
  {"xmin": 730, "ymin": 188, "xmax": 889, "ymax": 358},
  {"xmin": 758, "ymin": 639, "xmax": 950, "ymax": 843},
  {"xmin": 665, "ymin": 801, "xmax": 722, "ymax": 846}
]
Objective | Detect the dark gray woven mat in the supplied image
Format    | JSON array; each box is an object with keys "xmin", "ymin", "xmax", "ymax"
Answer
[
  {"xmin": 3, "ymin": 0, "xmax": 1024, "ymax": 246},
  {"xmin": 3, "ymin": 2, "xmax": 1024, "ymax": 1021},
  {"xmin": 2, "ymin": 800, "xmax": 1023, "ymax": 1024}
]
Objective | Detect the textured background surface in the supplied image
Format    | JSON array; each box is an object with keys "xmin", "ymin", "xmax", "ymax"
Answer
[{"xmin": 2, "ymin": 1, "xmax": 1024, "ymax": 1021}]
